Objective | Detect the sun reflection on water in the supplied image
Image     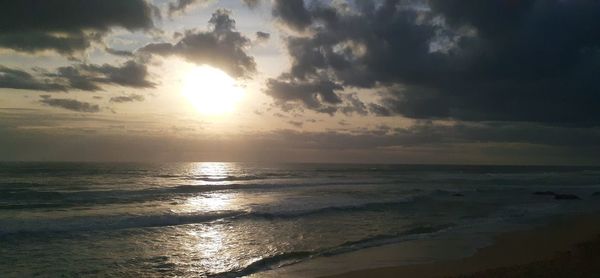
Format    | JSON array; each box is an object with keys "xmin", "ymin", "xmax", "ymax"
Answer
[
  {"xmin": 185, "ymin": 193, "xmax": 232, "ymax": 211},
  {"xmin": 194, "ymin": 162, "xmax": 231, "ymax": 180},
  {"xmin": 171, "ymin": 162, "xmax": 260, "ymax": 275},
  {"xmin": 178, "ymin": 162, "xmax": 239, "ymax": 212},
  {"xmin": 187, "ymin": 226, "xmax": 232, "ymax": 273}
]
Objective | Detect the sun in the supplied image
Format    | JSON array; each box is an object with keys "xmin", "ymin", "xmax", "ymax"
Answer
[{"xmin": 181, "ymin": 66, "xmax": 245, "ymax": 115}]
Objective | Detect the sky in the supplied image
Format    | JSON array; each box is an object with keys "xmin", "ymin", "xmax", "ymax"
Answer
[{"xmin": 1, "ymin": 0, "xmax": 600, "ymax": 164}]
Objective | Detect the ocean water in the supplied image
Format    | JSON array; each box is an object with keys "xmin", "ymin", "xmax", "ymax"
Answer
[{"xmin": 2, "ymin": 162, "xmax": 600, "ymax": 277}]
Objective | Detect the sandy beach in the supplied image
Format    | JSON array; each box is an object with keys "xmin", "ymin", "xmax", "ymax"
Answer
[{"xmin": 319, "ymin": 212, "xmax": 600, "ymax": 278}]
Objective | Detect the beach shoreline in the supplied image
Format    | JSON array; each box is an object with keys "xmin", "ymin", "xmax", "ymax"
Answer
[
  {"xmin": 318, "ymin": 212, "xmax": 600, "ymax": 278},
  {"xmin": 254, "ymin": 211, "xmax": 600, "ymax": 278}
]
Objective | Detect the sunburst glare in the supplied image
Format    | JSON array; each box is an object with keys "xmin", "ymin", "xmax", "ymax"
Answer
[{"xmin": 181, "ymin": 66, "xmax": 245, "ymax": 115}]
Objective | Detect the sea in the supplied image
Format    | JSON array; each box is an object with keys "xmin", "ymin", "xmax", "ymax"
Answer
[{"xmin": 2, "ymin": 162, "xmax": 600, "ymax": 277}]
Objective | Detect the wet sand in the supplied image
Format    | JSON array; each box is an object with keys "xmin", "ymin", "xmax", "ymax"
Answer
[{"xmin": 322, "ymin": 212, "xmax": 600, "ymax": 278}]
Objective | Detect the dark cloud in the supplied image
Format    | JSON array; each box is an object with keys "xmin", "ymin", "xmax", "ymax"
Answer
[
  {"xmin": 339, "ymin": 93, "xmax": 368, "ymax": 116},
  {"xmin": 0, "ymin": 0, "xmax": 158, "ymax": 55},
  {"xmin": 0, "ymin": 67, "xmax": 65, "ymax": 91},
  {"xmin": 368, "ymin": 103, "xmax": 392, "ymax": 117},
  {"xmin": 0, "ymin": 32, "xmax": 90, "ymax": 55},
  {"xmin": 338, "ymin": 120, "xmax": 350, "ymax": 126},
  {"xmin": 268, "ymin": 0, "xmax": 600, "ymax": 126},
  {"xmin": 168, "ymin": 0, "xmax": 211, "ymax": 16},
  {"xmin": 140, "ymin": 9, "xmax": 255, "ymax": 78},
  {"xmin": 265, "ymin": 77, "xmax": 373, "ymax": 116},
  {"xmin": 255, "ymin": 31, "xmax": 270, "ymax": 42},
  {"xmin": 287, "ymin": 120, "xmax": 303, "ymax": 128},
  {"xmin": 110, "ymin": 94, "xmax": 145, "ymax": 103},
  {"xmin": 265, "ymin": 77, "xmax": 342, "ymax": 110},
  {"xmin": 53, "ymin": 60, "xmax": 156, "ymax": 91},
  {"xmin": 167, "ymin": 0, "xmax": 260, "ymax": 16},
  {"xmin": 1, "ymin": 60, "xmax": 154, "ymax": 92},
  {"xmin": 389, "ymin": 121, "xmax": 600, "ymax": 149},
  {"xmin": 168, "ymin": 0, "xmax": 195, "ymax": 15},
  {"xmin": 263, "ymin": 122, "xmax": 600, "ymax": 151},
  {"xmin": 272, "ymin": 0, "xmax": 312, "ymax": 31},
  {"xmin": 105, "ymin": 48, "xmax": 134, "ymax": 57},
  {"xmin": 242, "ymin": 0, "xmax": 260, "ymax": 9},
  {"xmin": 82, "ymin": 61, "xmax": 155, "ymax": 88},
  {"xmin": 52, "ymin": 66, "xmax": 101, "ymax": 91},
  {"xmin": 39, "ymin": 96, "xmax": 100, "ymax": 113}
]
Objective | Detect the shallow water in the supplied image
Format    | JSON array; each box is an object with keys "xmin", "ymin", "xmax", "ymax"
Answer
[{"xmin": 2, "ymin": 162, "xmax": 600, "ymax": 277}]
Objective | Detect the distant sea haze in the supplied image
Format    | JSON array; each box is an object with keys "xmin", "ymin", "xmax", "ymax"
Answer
[{"xmin": 2, "ymin": 162, "xmax": 600, "ymax": 277}]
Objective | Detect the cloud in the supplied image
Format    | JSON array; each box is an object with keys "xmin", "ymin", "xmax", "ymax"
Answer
[
  {"xmin": 389, "ymin": 121, "xmax": 600, "ymax": 148},
  {"xmin": 267, "ymin": 0, "xmax": 600, "ymax": 125},
  {"xmin": 39, "ymin": 96, "xmax": 100, "ymax": 113},
  {"xmin": 168, "ymin": 0, "xmax": 212, "ymax": 16},
  {"xmin": 105, "ymin": 48, "xmax": 134, "ymax": 57},
  {"xmin": 255, "ymin": 31, "xmax": 270, "ymax": 43},
  {"xmin": 265, "ymin": 77, "xmax": 342, "ymax": 110},
  {"xmin": 53, "ymin": 60, "xmax": 156, "ymax": 91},
  {"xmin": 0, "ymin": 67, "xmax": 65, "ymax": 91},
  {"xmin": 1, "ymin": 60, "xmax": 154, "ymax": 92},
  {"xmin": 81, "ymin": 61, "xmax": 156, "ymax": 88},
  {"xmin": 168, "ymin": 0, "xmax": 197, "ymax": 15},
  {"xmin": 262, "ymin": 122, "xmax": 600, "ymax": 151},
  {"xmin": 242, "ymin": 0, "xmax": 261, "ymax": 9},
  {"xmin": 110, "ymin": 94, "xmax": 145, "ymax": 103},
  {"xmin": 140, "ymin": 9, "xmax": 255, "ymax": 78},
  {"xmin": 3, "ymin": 110, "xmax": 600, "ymax": 163},
  {"xmin": 0, "ymin": 0, "xmax": 158, "ymax": 55},
  {"xmin": 339, "ymin": 93, "xmax": 368, "ymax": 116},
  {"xmin": 287, "ymin": 120, "xmax": 303, "ymax": 128},
  {"xmin": 367, "ymin": 103, "xmax": 392, "ymax": 117},
  {"xmin": 166, "ymin": 0, "xmax": 260, "ymax": 16},
  {"xmin": 272, "ymin": 0, "xmax": 312, "ymax": 31}
]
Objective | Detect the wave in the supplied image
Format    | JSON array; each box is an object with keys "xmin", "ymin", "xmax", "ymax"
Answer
[
  {"xmin": 207, "ymin": 223, "xmax": 455, "ymax": 278},
  {"xmin": 0, "ymin": 180, "xmax": 402, "ymax": 210},
  {"xmin": 0, "ymin": 190, "xmax": 487, "ymax": 236},
  {"xmin": 0, "ymin": 197, "xmax": 427, "ymax": 236},
  {"xmin": 0, "ymin": 211, "xmax": 244, "ymax": 236},
  {"xmin": 208, "ymin": 251, "xmax": 313, "ymax": 278},
  {"xmin": 236, "ymin": 199, "xmax": 419, "ymax": 220},
  {"xmin": 153, "ymin": 172, "xmax": 303, "ymax": 181}
]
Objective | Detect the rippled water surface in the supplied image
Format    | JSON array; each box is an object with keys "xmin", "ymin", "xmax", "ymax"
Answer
[{"xmin": 2, "ymin": 162, "xmax": 600, "ymax": 277}]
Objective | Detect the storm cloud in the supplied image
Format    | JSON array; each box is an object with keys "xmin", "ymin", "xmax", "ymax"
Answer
[
  {"xmin": 0, "ymin": 0, "xmax": 158, "ymax": 55},
  {"xmin": 140, "ymin": 9, "xmax": 256, "ymax": 78},
  {"xmin": 268, "ymin": 0, "xmax": 600, "ymax": 126}
]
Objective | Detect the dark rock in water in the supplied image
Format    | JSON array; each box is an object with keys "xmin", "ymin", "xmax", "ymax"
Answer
[
  {"xmin": 533, "ymin": 191, "xmax": 556, "ymax": 196},
  {"xmin": 554, "ymin": 194, "xmax": 580, "ymax": 200},
  {"xmin": 452, "ymin": 193, "xmax": 464, "ymax": 197}
]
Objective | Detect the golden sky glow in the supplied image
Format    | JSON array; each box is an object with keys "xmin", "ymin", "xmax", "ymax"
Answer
[{"xmin": 2, "ymin": 0, "xmax": 600, "ymax": 164}]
